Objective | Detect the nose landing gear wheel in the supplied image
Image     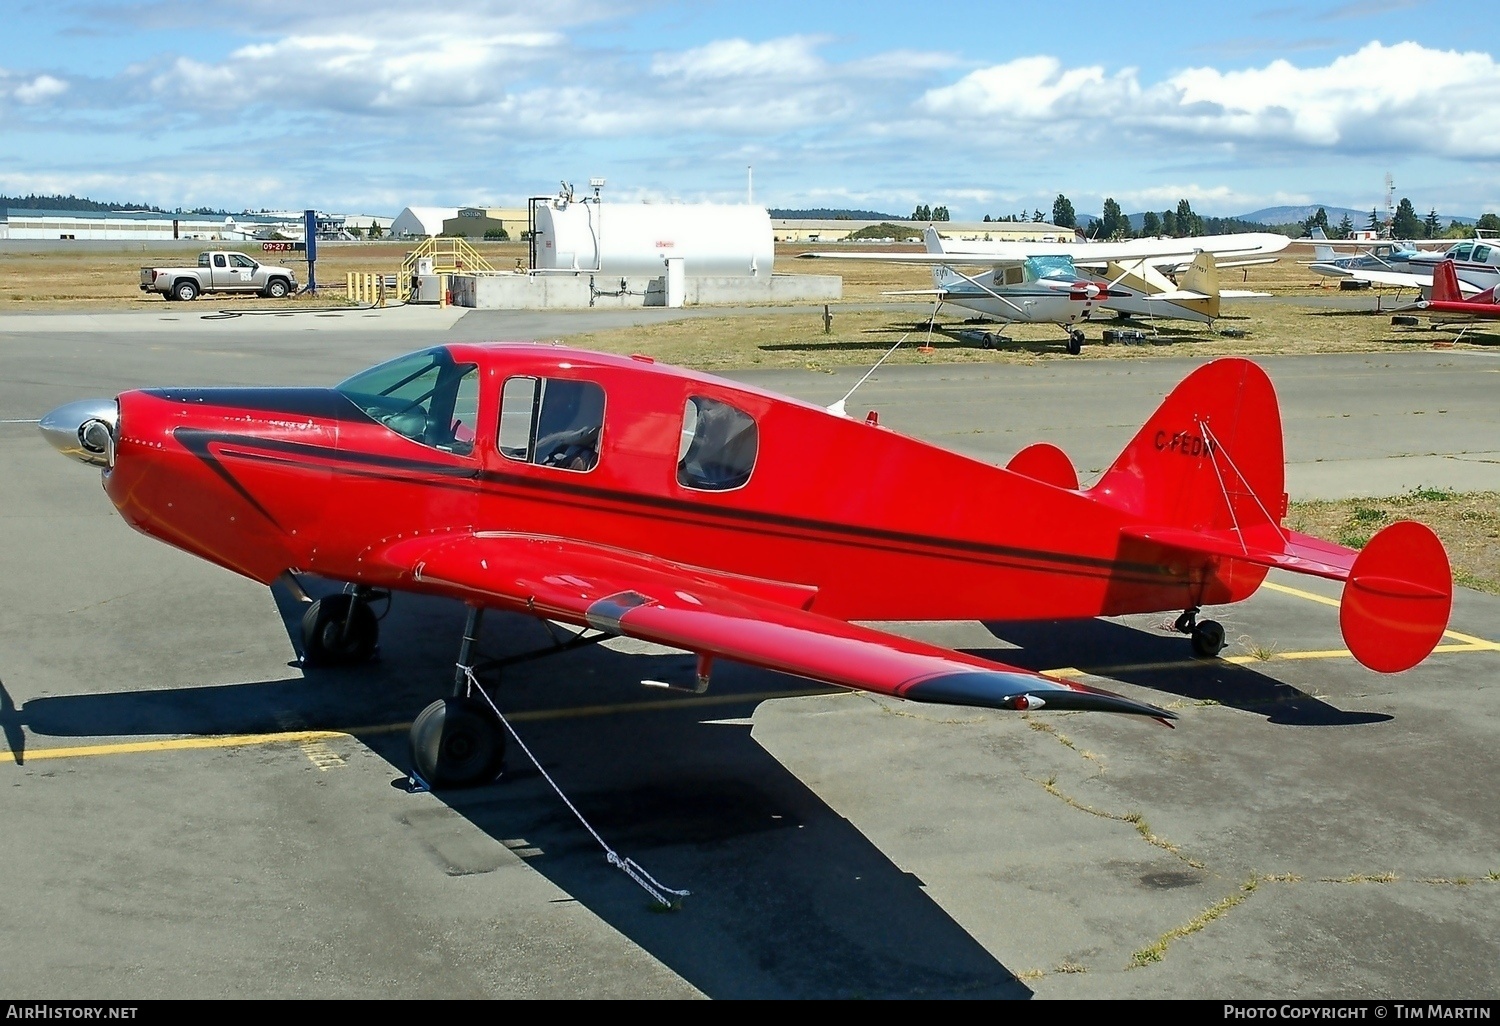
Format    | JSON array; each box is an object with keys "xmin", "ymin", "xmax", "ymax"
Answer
[
  {"xmin": 410, "ymin": 696, "xmax": 506, "ymax": 788},
  {"xmin": 300, "ymin": 594, "xmax": 378, "ymax": 666},
  {"xmin": 1065, "ymin": 330, "xmax": 1084, "ymax": 355}
]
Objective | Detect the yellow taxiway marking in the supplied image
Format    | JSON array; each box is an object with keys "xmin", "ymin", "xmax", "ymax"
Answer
[
  {"xmin": 9, "ymin": 592, "xmax": 1498, "ymax": 765},
  {"xmin": 1262, "ymin": 580, "xmax": 1500, "ymax": 650},
  {"xmin": 7, "ymin": 689, "xmax": 836, "ymax": 764}
]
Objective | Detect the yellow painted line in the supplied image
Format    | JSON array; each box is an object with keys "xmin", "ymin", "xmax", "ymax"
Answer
[
  {"xmin": 7, "ymin": 688, "xmax": 838, "ymax": 765},
  {"xmin": 1261, "ymin": 580, "xmax": 1340, "ymax": 608},
  {"xmin": 10, "ymin": 620, "xmax": 1500, "ymax": 767},
  {"xmin": 1261, "ymin": 580, "xmax": 1500, "ymax": 648}
]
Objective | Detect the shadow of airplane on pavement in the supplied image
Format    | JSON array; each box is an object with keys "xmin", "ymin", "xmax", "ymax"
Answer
[{"xmin": 5, "ymin": 587, "xmax": 1030, "ymax": 1000}]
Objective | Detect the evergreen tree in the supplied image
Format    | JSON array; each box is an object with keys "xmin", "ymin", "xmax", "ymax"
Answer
[
  {"xmin": 1175, "ymin": 199, "xmax": 1201, "ymax": 237},
  {"xmin": 1477, "ymin": 213, "xmax": 1500, "ymax": 233},
  {"xmin": 932, "ymin": 205, "xmax": 950, "ymax": 222},
  {"xmin": 1051, "ymin": 194, "xmax": 1076, "ymax": 229},
  {"xmin": 1423, "ymin": 208, "xmax": 1442, "ymax": 238},
  {"xmin": 1032, "ymin": 209, "xmax": 1044, "ymax": 222},
  {"xmin": 983, "ymin": 214, "xmax": 991, "ymax": 222},
  {"xmin": 1336, "ymin": 213, "xmax": 1354, "ymax": 239},
  {"xmin": 368, "ymin": 222, "xmax": 383, "ymax": 239},
  {"xmin": 1367, "ymin": 207, "xmax": 1381, "ymax": 232},
  {"xmin": 1141, "ymin": 211, "xmax": 1161, "ymax": 237},
  {"xmin": 1301, "ymin": 207, "xmax": 1329, "ymax": 235},
  {"xmin": 1099, "ymin": 197, "xmax": 1126, "ymax": 239},
  {"xmin": 1391, "ymin": 198, "xmax": 1421, "ymax": 239},
  {"xmin": 1161, "ymin": 210, "xmax": 1178, "ymax": 236}
]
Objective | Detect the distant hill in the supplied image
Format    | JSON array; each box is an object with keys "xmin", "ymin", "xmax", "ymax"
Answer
[
  {"xmin": 768, "ymin": 208, "xmax": 902, "ymax": 220},
  {"xmin": 1237, "ymin": 204, "xmax": 1476, "ymax": 227}
]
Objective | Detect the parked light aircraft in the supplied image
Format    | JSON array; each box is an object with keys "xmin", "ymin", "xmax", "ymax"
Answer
[
  {"xmin": 801, "ymin": 228, "xmax": 1289, "ymax": 347},
  {"xmin": 1408, "ymin": 259, "xmax": 1500, "ymax": 324},
  {"xmin": 1307, "ymin": 229, "xmax": 1498, "ymax": 296},
  {"xmin": 40, "ymin": 344, "xmax": 1452, "ymax": 793},
  {"xmin": 1305, "ymin": 227, "xmax": 1432, "ymax": 279}
]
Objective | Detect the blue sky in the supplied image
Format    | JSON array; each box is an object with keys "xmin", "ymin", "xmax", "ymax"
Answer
[{"xmin": 1, "ymin": 0, "xmax": 1496, "ymax": 219}]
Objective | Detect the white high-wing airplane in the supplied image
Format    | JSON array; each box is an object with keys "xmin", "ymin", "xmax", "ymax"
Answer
[
  {"xmin": 799, "ymin": 228, "xmax": 1288, "ymax": 346},
  {"xmin": 1304, "ymin": 229, "xmax": 1497, "ymax": 296}
]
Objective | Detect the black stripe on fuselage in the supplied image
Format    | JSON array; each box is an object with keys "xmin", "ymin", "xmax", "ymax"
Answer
[
  {"xmin": 172, "ymin": 423, "xmax": 1185, "ymax": 589},
  {"xmin": 143, "ymin": 388, "xmax": 364, "ymax": 421}
]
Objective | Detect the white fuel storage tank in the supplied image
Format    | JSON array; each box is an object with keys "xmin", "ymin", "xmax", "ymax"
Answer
[{"xmin": 532, "ymin": 201, "xmax": 773, "ymax": 278}]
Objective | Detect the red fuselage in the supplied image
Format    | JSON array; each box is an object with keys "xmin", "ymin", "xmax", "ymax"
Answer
[{"xmin": 102, "ymin": 343, "xmax": 1263, "ymax": 626}]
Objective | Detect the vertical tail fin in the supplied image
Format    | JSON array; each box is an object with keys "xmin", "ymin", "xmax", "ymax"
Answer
[
  {"xmin": 1178, "ymin": 251, "xmax": 1222, "ymax": 319},
  {"xmin": 1431, "ymin": 259, "xmax": 1463, "ymax": 303},
  {"xmin": 1088, "ymin": 358, "xmax": 1285, "ymax": 534},
  {"xmin": 1309, "ymin": 227, "xmax": 1337, "ymax": 263}
]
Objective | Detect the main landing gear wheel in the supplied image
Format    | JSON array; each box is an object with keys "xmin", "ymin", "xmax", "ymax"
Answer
[
  {"xmin": 410, "ymin": 696, "xmax": 506, "ymax": 788},
  {"xmin": 300, "ymin": 593, "xmax": 378, "ymax": 666},
  {"xmin": 1066, "ymin": 330, "xmax": 1084, "ymax": 355},
  {"xmin": 1190, "ymin": 619, "xmax": 1226, "ymax": 659}
]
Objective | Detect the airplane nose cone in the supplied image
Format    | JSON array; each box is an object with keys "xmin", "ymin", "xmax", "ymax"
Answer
[{"xmin": 39, "ymin": 399, "xmax": 118, "ymax": 467}]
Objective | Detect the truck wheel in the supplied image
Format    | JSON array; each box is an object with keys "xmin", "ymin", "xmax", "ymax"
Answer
[
  {"xmin": 173, "ymin": 280, "xmax": 199, "ymax": 302},
  {"xmin": 265, "ymin": 279, "xmax": 289, "ymax": 299}
]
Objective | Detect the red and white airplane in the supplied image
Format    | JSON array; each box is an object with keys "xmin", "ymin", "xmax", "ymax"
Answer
[
  {"xmin": 1410, "ymin": 258, "xmax": 1500, "ymax": 323},
  {"xmin": 40, "ymin": 344, "xmax": 1453, "ymax": 788}
]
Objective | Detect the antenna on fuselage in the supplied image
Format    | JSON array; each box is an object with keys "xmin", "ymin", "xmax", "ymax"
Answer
[{"xmin": 827, "ymin": 331, "xmax": 911, "ymax": 418}]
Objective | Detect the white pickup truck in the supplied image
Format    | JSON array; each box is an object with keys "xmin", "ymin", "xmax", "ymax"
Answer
[{"xmin": 140, "ymin": 251, "xmax": 298, "ymax": 301}]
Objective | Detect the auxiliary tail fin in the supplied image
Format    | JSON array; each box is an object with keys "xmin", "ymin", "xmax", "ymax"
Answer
[
  {"xmin": 1431, "ymin": 259, "xmax": 1463, "ymax": 303},
  {"xmin": 1088, "ymin": 357, "xmax": 1284, "ymax": 535}
]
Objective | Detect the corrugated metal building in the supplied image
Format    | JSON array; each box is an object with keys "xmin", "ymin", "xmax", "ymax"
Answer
[{"xmin": 0, "ymin": 207, "xmax": 302, "ymax": 241}]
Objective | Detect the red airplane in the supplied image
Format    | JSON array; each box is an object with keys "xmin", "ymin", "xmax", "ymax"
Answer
[
  {"xmin": 1414, "ymin": 258, "xmax": 1500, "ymax": 322},
  {"xmin": 39, "ymin": 344, "xmax": 1453, "ymax": 788}
]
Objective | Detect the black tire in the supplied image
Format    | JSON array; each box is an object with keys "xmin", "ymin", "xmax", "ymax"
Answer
[
  {"xmin": 1066, "ymin": 331, "xmax": 1083, "ymax": 355},
  {"xmin": 410, "ymin": 697, "xmax": 506, "ymax": 788},
  {"xmin": 981, "ymin": 333, "xmax": 995, "ymax": 350},
  {"xmin": 173, "ymin": 280, "xmax": 199, "ymax": 302},
  {"xmin": 1191, "ymin": 619, "xmax": 1226, "ymax": 659},
  {"xmin": 300, "ymin": 594, "xmax": 378, "ymax": 666},
  {"xmin": 265, "ymin": 278, "xmax": 290, "ymax": 299}
]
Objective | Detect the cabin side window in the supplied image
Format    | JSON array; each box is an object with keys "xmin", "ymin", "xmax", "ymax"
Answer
[
  {"xmin": 497, "ymin": 376, "xmax": 605, "ymax": 473},
  {"xmin": 336, "ymin": 348, "xmax": 480, "ymax": 456},
  {"xmin": 678, "ymin": 396, "xmax": 757, "ymax": 491},
  {"xmin": 1473, "ymin": 245, "xmax": 1492, "ymax": 263}
]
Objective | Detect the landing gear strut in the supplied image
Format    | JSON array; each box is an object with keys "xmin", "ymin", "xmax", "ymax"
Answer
[
  {"xmin": 408, "ymin": 606, "xmax": 610, "ymax": 789},
  {"xmin": 1174, "ymin": 607, "xmax": 1226, "ymax": 659},
  {"xmin": 300, "ymin": 586, "xmax": 383, "ymax": 665}
]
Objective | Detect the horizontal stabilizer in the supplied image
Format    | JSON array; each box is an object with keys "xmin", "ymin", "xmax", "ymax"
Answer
[{"xmin": 1120, "ymin": 524, "xmax": 1354, "ymax": 581}]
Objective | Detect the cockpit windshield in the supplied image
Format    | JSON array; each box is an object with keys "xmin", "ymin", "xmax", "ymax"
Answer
[
  {"xmin": 336, "ymin": 348, "xmax": 480, "ymax": 455},
  {"xmin": 1023, "ymin": 256, "xmax": 1078, "ymax": 282}
]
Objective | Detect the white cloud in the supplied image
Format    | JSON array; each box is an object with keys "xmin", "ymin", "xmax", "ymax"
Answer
[
  {"xmin": 915, "ymin": 42, "xmax": 1500, "ymax": 159},
  {"xmin": 14, "ymin": 74, "xmax": 69, "ymax": 104},
  {"xmin": 651, "ymin": 37, "xmax": 828, "ymax": 81}
]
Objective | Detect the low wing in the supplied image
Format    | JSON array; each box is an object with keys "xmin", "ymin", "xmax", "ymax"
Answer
[{"xmin": 372, "ymin": 532, "xmax": 1174, "ymax": 721}]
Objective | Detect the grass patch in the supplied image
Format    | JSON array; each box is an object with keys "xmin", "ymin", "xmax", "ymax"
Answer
[
  {"xmin": 1323, "ymin": 872, "xmax": 1398, "ymax": 883},
  {"xmin": 1287, "ymin": 490, "xmax": 1500, "ymax": 595},
  {"xmin": 1129, "ymin": 877, "xmax": 1258, "ymax": 968},
  {"xmin": 1036, "ymin": 775, "xmax": 1203, "ymax": 867}
]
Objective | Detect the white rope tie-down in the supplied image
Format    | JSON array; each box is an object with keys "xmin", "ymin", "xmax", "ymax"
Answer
[{"xmin": 460, "ymin": 665, "xmax": 691, "ymax": 909}]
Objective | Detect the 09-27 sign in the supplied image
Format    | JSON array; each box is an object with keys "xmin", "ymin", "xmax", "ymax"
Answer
[{"xmin": 261, "ymin": 241, "xmax": 306, "ymax": 252}]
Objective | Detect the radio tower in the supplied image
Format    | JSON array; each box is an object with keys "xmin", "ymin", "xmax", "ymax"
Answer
[{"xmin": 1384, "ymin": 172, "xmax": 1395, "ymax": 237}]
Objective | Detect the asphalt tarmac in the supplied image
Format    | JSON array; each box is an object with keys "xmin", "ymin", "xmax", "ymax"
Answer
[{"xmin": 2, "ymin": 308, "xmax": 1497, "ymax": 999}]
